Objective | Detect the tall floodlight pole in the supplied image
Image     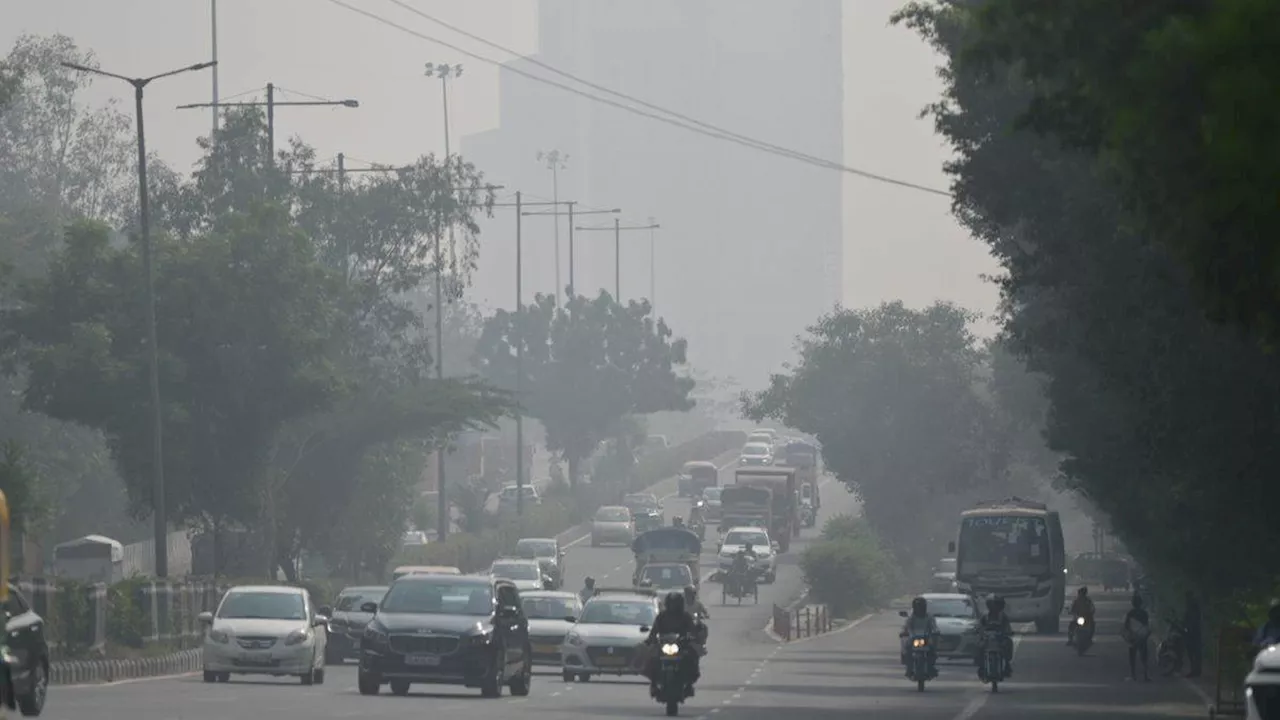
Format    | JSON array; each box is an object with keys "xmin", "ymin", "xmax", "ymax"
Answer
[
  {"xmin": 424, "ymin": 62, "xmax": 462, "ymax": 541},
  {"xmin": 574, "ymin": 220, "xmax": 661, "ymax": 302},
  {"xmin": 61, "ymin": 59, "xmax": 216, "ymax": 579},
  {"xmin": 536, "ymin": 150, "xmax": 569, "ymax": 303},
  {"xmin": 177, "ymin": 85, "xmax": 359, "ymax": 165}
]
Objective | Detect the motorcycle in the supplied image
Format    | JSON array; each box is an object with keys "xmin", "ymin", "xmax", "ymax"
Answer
[
  {"xmin": 721, "ymin": 567, "xmax": 759, "ymax": 605},
  {"xmin": 978, "ymin": 628, "xmax": 1009, "ymax": 692},
  {"xmin": 902, "ymin": 630, "xmax": 935, "ymax": 692},
  {"xmin": 1157, "ymin": 619, "xmax": 1186, "ymax": 676},
  {"xmin": 653, "ymin": 633, "xmax": 694, "ymax": 716},
  {"xmin": 799, "ymin": 502, "xmax": 815, "ymax": 529},
  {"xmin": 1071, "ymin": 616, "xmax": 1094, "ymax": 655}
]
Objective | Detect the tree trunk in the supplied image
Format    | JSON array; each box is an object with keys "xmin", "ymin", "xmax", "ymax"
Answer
[{"xmin": 567, "ymin": 454, "xmax": 580, "ymax": 491}]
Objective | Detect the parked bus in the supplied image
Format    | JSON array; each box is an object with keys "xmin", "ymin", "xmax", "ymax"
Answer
[{"xmin": 949, "ymin": 497, "xmax": 1065, "ymax": 634}]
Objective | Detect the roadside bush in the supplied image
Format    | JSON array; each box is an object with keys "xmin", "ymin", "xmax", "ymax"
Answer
[
  {"xmin": 801, "ymin": 514, "xmax": 900, "ymax": 617},
  {"xmin": 105, "ymin": 577, "xmax": 149, "ymax": 649}
]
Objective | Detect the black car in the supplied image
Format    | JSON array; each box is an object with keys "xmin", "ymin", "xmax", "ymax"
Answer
[
  {"xmin": 357, "ymin": 575, "xmax": 532, "ymax": 698},
  {"xmin": 2, "ymin": 584, "xmax": 49, "ymax": 716},
  {"xmin": 325, "ymin": 585, "xmax": 387, "ymax": 665}
]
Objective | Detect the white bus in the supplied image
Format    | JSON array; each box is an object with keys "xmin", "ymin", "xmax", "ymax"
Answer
[{"xmin": 948, "ymin": 497, "xmax": 1066, "ymax": 634}]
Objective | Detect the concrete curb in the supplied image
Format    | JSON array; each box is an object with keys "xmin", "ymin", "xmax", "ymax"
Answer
[{"xmin": 50, "ymin": 648, "xmax": 202, "ymax": 686}]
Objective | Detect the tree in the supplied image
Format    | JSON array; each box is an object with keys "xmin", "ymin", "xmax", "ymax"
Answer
[
  {"xmin": 958, "ymin": 0, "xmax": 1280, "ymax": 345},
  {"xmin": 474, "ymin": 291, "xmax": 696, "ymax": 490},
  {"xmin": 896, "ymin": 0, "xmax": 1280, "ymax": 601},
  {"xmin": 743, "ymin": 301, "xmax": 1014, "ymax": 569}
]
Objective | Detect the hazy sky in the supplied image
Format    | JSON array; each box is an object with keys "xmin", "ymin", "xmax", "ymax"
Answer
[{"xmin": 2, "ymin": 0, "xmax": 999, "ymax": 327}]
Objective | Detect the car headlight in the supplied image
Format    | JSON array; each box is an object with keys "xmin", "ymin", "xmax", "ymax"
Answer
[
  {"xmin": 661, "ymin": 643, "xmax": 680, "ymax": 656},
  {"xmin": 208, "ymin": 629, "xmax": 230, "ymax": 644},
  {"xmin": 285, "ymin": 629, "xmax": 311, "ymax": 646},
  {"xmin": 364, "ymin": 626, "xmax": 389, "ymax": 645},
  {"xmin": 565, "ymin": 631, "xmax": 584, "ymax": 646}
]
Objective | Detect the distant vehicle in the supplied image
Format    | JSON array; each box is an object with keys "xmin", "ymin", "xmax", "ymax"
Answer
[
  {"xmin": 199, "ymin": 585, "xmax": 330, "ymax": 685},
  {"xmin": 930, "ymin": 558, "xmax": 958, "ymax": 593},
  {"xmin": 592, "ymin": 506, "xmax": 636, "ymax": 547},
  {"xmin": 2, "ymin": 582, "xmax": 50, "ymax": 715},
  {"xmin": 497, "ymin": 484, "xmax": 541, "ymax": 513},
  {"xmin": 950, "ymin": 497, "xmax": 1066, "ymax": 634},
  {"xmin": 515, "ymin": 537, "xmax": 566, "ymax": 589},
  {"xmin": 392, "ymin": 565, "xmax": 461, "ymax": 581},
  {"xmin": 401, "ymin": 530, "xmax": 429, "ymax": 547},
  {"xmin": 356, "ymin": 575, "xmax": 532, "ymax": 698},
  {"xmin": 678, "ymin": 461, "xmax": 720, "ymax": 497},
  {"xmin": 560, "ymin": 589, "xmax": 661, "ymax": 682},
  {"xmin": 738, "ymin": 442, "xmax": 774, "ymax": 467},
  {"xmin": 637, "ymin": 562, "xmax": 694, "ymax": 592},
  {"xmin": 700, "ymin": 486, "xmax": 724, "ymax": 522},
  {"xmin": 325, "ymin": 585, "xmax": 387, "ymax": 665},
  {"xmin": 623, "ymin": 493, "xmax": 665, "ymax": 532},
  {"xmin": 520, "ymin": 591, "xmax": 582, "ymax": 667},
  {"xmin": 918, "ymin": 593, "xmax": 981, "ymax": 659},
  {"xmin": 490, "ymin": 558, "xmax": 551, "ymax": 592}
]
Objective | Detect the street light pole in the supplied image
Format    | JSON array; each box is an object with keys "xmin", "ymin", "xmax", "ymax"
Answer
[
  {"xmin": 177, "ymin": 85, "xmax": 359, "ymax": 166},
  {"xmin": 573, "ymin": 220, "xmax": 661, "ymax": 303},
  {"xmin": 536, "ymin": 150, "xmax": 569, "ymax": 302},
  {"xmin": 424, "ymin": 61, "xmax": 462, "ymax": 542},
  {"xmin": 61, "ymin": 59, "xmax": 216, "ymax": 579}
]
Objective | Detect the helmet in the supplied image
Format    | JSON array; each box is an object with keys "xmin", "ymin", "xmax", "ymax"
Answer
[
  {"xmin": 673, "ymin": 516, "xmax": 685, "ymax": 527},
  {"xmin": 911, "ymin": 596, "xmax": 928, "ymax": 615},
  {"xmin": 665, "ymin": 591, "xmax": 686, "ymax": 614},
  {"xmin": 584, "ymin": 576, "xmax": 595, "ymax": 587},
  {"xmin": 684, "ymin": 585, "xmax": 697, "ymax": 601},
  {"xmin": 1078, "ymin": 587, "xmax": 1088, "ymax": 597}
]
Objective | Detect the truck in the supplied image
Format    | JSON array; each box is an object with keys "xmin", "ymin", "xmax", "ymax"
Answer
[
  {"xmin": 949, "ymin": 497, "xmax": 1066, "ymax": 634},
  {"xmin": 732, "ymin": 466, "xmax": 798, "ymax": 552},
  {"xmin": 630, "ymin": 527, "xmax": 701, "ymax": 589},
  {"xmin": 719, "ymin": 485, "xmax": 773, "ymax": 534},
  {"xmin": 779, "ymin": 440, "xmax": 820, "ymax": 521}
]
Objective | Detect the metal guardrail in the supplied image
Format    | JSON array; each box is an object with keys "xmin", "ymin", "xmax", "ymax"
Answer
[{"xmin": 772, "ymin": 603, "xmax": 833, "ymax": 641}]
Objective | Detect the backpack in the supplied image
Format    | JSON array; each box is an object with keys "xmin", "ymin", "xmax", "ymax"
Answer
[{"xmin": 1126, "ymin": 616, "xmax": 1150, "ymax": 642}]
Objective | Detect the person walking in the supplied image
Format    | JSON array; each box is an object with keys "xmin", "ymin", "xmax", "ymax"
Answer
[{"xmin": 1123, "ymin": 593, "xmax": 1152, "ymax": 682}]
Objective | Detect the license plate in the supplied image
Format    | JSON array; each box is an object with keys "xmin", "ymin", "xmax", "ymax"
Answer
[
  {"xmin": 533, "ymin": 644, "xmax": 559, "ymax": 655},
  {"xmin": 405, "ymin": 654, "xmax": 441, "ymax": 667},
  {"xmin": 238, "ymin": 653, "xmax": 273, "ymax": 666},
  {"xmin": 595, "ymin": 656, "xmax": 626, "ymax": 666}
]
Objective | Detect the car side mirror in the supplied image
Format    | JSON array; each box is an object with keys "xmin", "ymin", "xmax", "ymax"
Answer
[
  {"xmin": 947, "ymin": 541, "xmax": 956, "ymax": 554},
  {"xmin": 898, "ymin": 610, "xmax": 908, "ymax": 618},
  {"xmin": 318, "ymin": 605, "xmax": 332, "ymax": 617},
  {"xmin": 198, "ymin": 611, "xmax": 213, "ymax": 625},
  {"xmin": 564, "ymin": 616, "xmax": 577, "ymax": 623},
  {"xmin": 639, "ymin": 625, "xmax": 651, "ymax": 633},
  {"xmin": 313, "ymin": 615, "xmax": 329, "ymax": 627},
  {"xmin": 360, "ymin": 601, "xmax": 378, "ymax": 613}
]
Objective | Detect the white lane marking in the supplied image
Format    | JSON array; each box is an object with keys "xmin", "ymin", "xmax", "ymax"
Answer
[
  {"xmin": 550, "ymin": 691, "xmax": 561, "ymax": 697},
  {"xmin": 60, "ymin": 671, "xmax": 200, "ymax": 689},
  {"xmin": 711, "ymin": 709, "xmax": 722, "ymax": 714}
]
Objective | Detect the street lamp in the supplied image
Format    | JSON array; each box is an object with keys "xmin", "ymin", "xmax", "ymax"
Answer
[
  {"xmin": 536, "ymin": 150, "xmax": 569, "ymax": 303},
  {"xmin": 60, "ymin": 59, "xmax": 217, "ymax": 579},
  {"xmin": 177, "ymin": 83, "xmax": 359, "ymax": 165}
]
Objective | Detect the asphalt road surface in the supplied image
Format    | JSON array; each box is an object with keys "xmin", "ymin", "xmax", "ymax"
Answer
[{"xmin": 47, "ymin": 469, "xmax": 1209, "ymax": 720}]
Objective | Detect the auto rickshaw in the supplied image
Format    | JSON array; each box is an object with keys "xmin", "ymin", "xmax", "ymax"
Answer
[{"xmin": 1, "ymin": 489, "xmax": 15, "ymax": 715}]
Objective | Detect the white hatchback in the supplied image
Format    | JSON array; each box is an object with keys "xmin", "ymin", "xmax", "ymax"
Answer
[{"xmin": 200, "ymin": 585, "xmax": 330, "ymax": 685}]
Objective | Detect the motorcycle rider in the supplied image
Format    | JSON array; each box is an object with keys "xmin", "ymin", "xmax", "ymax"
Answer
[
  {"xmin": 1068, "ymin": 587, "xmax": 1096, "ymax": 646},
  {"xmin": 689, "ymin": 501, "xmax": 705, "ymax": 528},
  {"xmin": 645, "ymin": 591, "xmax": 702, "ymax": 697},
  {"xmin": 898, "ymin": 596, "xmax": 940, "ymax": 678},
  {"xmin": 728, "ymin": 543, "xmax": 758, "ymax": 592},
  {"xmin": 684, "ymin": 585, "xmax": 711, "ymax": 653},
  {"xmin": 579, "ymin": 576, "xmax": 596, "ymax": 604},
  {"xmin": 1253, "ymin": 599, "xmax": 1280, "ymax": 650},
  {"xmin": 673, "ymin": 516, "xmax": 685, "ymax": 529},
  {"xmin": 976, "ymin": 595, "xmax": 1014, "ymax": 678}
]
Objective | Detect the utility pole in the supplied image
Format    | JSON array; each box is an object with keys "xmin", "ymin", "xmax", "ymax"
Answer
[
  {"xmin": 536, "ymin": 150, "xmax": 569, "ymax": 302},
  {"xmin": 521, "ymin": 204, "xmax": 620, "ymax": 299},
  {"xmin": 177, "ymin": 84, "xmax": 359, "ymax": 165},
  {"xmin": 61, "ymin": 59, "xmax": 216, "ymax": 579},
  {"xmin": 648, "ymin": 217, "xmax": 658, "ymax": 317},
  {"xmin": 210, "ymin": 0, "xmax": 219, "ymax": 135},
  {"xmin": 424, "ymin": 62, "xmax": 462, "ymax": 542},
  {"xmin": 574, "ymin": 220, "xmax": 660, "ymax": 301}
]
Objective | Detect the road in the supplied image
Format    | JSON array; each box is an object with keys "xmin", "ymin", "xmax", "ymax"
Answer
[{"xmin": 49, "ymin": 469, "xmax": 1208, "ymax": 720}]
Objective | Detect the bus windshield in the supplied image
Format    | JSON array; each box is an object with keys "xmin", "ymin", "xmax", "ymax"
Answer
[{"xmin": 958, "ymin": 515, "xmax": 1050, "ymax": 572}]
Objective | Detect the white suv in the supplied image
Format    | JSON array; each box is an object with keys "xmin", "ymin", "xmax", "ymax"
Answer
[
  {"xmin": 717, "ymin": 526, "xmax": 778, "ymax": 583},
  {"xmin": 497, "ymin": 484, "xmax": 541, "ymax": 513}
]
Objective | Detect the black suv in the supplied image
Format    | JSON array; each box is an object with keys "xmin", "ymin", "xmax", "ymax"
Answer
[
  {"xmin": 357, "ymin": 575, "xmax": 532, "ymax": 698},
  {"xmin": 2, "ymin": 584, "xmax": 49, "ymax": 716}
]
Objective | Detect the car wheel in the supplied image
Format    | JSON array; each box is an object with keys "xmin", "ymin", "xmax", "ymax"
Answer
[
  {"xmin": 578, "ymin": 673, "xmax": 591, "ymax": 682},
  {"xmin": 18, "ymin": 660, "xmax": 47, "ymax": 716},
  {"xmin": 202, "ymin": 669, "xmax": 217, "ymax": 683},
  {"xmin": 301, "ymin": 669, "xmax": 315, "ymax": 686},
  {"xmin": 562, "ymin": 670, "xmax": 574, "ymax": 682},
  {"xmin": 389, "ymin": 679, "xmax": 411, "ymax": 696},
  {"xmin": 508, "ymin": 653, "xmax": 532, "ymax": 696},
  {"xmin": 357, "ymin": 671, "xmax": 381, "ymax": 695},
  {"xmin": 480, "ymin": 650, "xmax": 505, "ymax": 698},
  {"xmin": 314, "ymin": 667, "xmax": 326, "ymax": 685},
  {"xmin": 217, "ymin": 673, "xmax": 230, "ymax": 683}
]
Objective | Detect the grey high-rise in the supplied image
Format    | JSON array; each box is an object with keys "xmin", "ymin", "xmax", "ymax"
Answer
[{"xmin": 464, "ymin": 0, "xmax": 843, "ymax": 383}]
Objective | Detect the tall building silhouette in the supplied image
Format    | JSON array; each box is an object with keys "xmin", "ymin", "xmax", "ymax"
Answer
[{"xmin": 463, "ymin": 0, "xmax": 842, "ymax": 383}]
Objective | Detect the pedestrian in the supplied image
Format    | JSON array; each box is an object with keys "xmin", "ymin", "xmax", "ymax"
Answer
[
  {"xmin": 1183, "ymin": 590, "xmax": 1203, "ymax": 678},
  {"xmin": 1123, "ymin": 593, "xmax": 1152, "ymax": 682}
]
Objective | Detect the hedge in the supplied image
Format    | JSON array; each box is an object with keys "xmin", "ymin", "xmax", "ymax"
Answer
[{"xmin": 801, "ymin": 514, "xmax": 901, "ymax": 617}]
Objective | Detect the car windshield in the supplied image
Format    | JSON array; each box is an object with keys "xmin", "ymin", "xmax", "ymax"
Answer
[
  {"xmin": 492, "ymin": 562, "xmax": 540, "ymax": 580},
  {"xmin": 725, "ymin": 530, "xmax": 770, "ymax": 547},
  {"xmin": 522, "ymin": 596, "xmax": 579, "ymax": 619},
  {"xmin": 641, "ymin": 565, "xmax": 692, "ymax": 586},
  {"xmin": 596, "ymin": 507, "xmax": 631, "ymax": 522},
  {"xmin": 742, "ymin": 443, "xmax": 769, "ymax": 455},
  {"xmin": 516, "ymin": 540, "xmax": 557, "ymax": 557},
  {"xmin": 928, "ymin": 598, "xmax": 976, "ymax": 619},
  {"xmin": 702, "ymin": 488, "xmax": 722, "ymax": 502},
  {"xmin": 580, "ymin": 600, "xmax": 657, "ymax": 625},
  {"xmin": 380, "ymin": 581, "xmax": 493, "ymax": 615},
  {"xmin": 218, "ymin": 591, "xmax": 306, "ymax": 620},
  {"xmin": 335, "ymin": 589, "xmax": 386, "ymax": 611}
]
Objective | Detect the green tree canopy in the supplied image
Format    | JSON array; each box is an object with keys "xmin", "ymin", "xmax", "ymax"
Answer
[{"xmin": 474, "ymin": 291, "xmax": 695, "ymax": 487}]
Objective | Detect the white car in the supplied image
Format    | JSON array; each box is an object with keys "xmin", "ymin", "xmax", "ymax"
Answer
[
  {"xmin": 718, "ymin": 526, "xmax": 777, "ymax": 583},
  {"xmin": 1246, "ymin": 644, "xmax": 1280, "ymax": 720},
  {"xmin": 489, "ymin": 558, "xmax": 549, "ymax": 592},
  {"xmin": 738, "ymin": 442, "xmax": 774, "ymax": 466},
  {"xmin": 560, "ymin": 590, "xmax": 661, "ymax": 682},
  {"xmin": 497, "ymin": 484, "xmax": 541, "ymax": 513},
  {"xmin": 200, "ymin": 585, "xmax": 330, "ymax": 685}
]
